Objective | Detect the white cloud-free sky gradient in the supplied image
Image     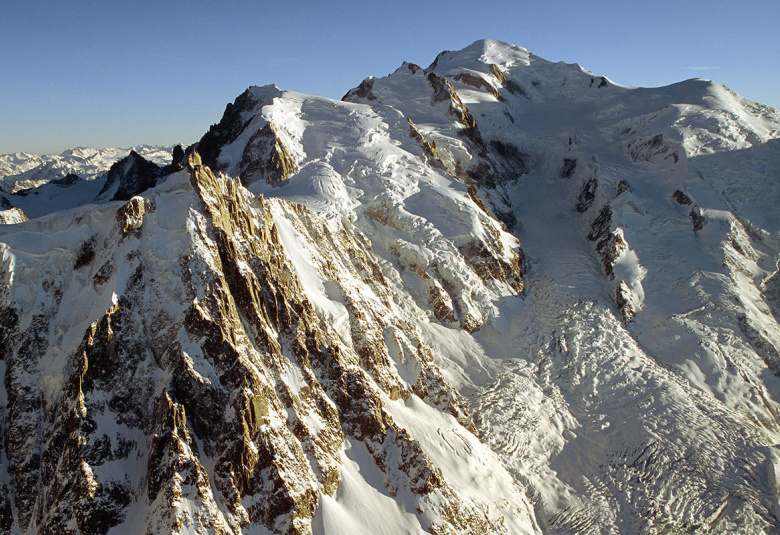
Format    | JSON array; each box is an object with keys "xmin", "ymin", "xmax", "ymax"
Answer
[{"xmin": 2, "ymin": 0, "xmax": 778, "ymax": 154}]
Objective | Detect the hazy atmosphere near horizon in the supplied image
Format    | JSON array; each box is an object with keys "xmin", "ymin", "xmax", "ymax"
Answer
[{"xmin": 2, "ymin": 0, "xmax": 779, "ymax": 155}]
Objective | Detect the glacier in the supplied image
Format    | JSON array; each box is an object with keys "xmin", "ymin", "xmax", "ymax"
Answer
[{"xmin": 1, "ymin": 39, "xmax": 780, "ymax": 534}]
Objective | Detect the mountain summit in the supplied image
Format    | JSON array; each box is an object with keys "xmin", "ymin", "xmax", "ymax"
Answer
[{"xmin": 2, "ymin": 39, "xmax": 780, "ymax": 534}]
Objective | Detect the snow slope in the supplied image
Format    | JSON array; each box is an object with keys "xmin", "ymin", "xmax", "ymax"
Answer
[
  {"xmin": 0, "ymin": 145, "xmax": 173, "ymax": 193},
  {"xmin": 2, "ymin": 39, "xmax": 780, "ymax": 534}
]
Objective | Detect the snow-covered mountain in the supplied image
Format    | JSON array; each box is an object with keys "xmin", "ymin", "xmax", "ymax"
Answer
[
  {"xmin": 2, "ymin": 39, "xmax": 780, "ymax": 534},
  {"xmin": 0, "ymin": 145, "xmax": 173, "ymax": 193},
  {"xmin": 0, "ymin": 146, "xmax": 180, "ymax": 221}
]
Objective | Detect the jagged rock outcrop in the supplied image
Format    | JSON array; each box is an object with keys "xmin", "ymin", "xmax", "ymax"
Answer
[
  {"xmin": 237, "ymin": 123, "xmax": 297, "ymax": 186},
  {"xmin": 196, "ymin": 87, "xmax": 298, "ymax": 187},
  {"xmin": 3, "ymin": 38, "xmax": 780, "ymax": 535},
  {"xmin": 672, "ymin": 189, "xmax": 693, "ymax": 205},
  {"xmin": 51, "ymin": 172, "xmax": 81, "ymax": 186},
  {"xmin": 560, "ymin": 158, "xmax": 578, "ymax": 178},
  {"xmin": 0, "ymin": 151, "xmax": 534, "ymax": 534},
  {"xmin": 98, "ymin": 150, "xmax": 163, "ymax": 201},
  {"xmin": 575, "ymin": 177, "xmax": 598, "ymax": 212},
  {"xmin": 587, "ymin": 204, "xmax": 643, "ymax": 321},
  {"xmin": 196, "ymin": 89, "xmax": 265, "ymax": 171},
  {"xmin": 341, "ymin": 77, "xmax": 376, "ymax": 101},
  {"xmin": 626, "ymin": 133, "xmax": 681, "ymax": 165},
  {"xmin": 0, "ymin": 146, "xmax": 172, "ymax": 194},
  {"xmin": 170, "ymin": 144, "xmax": 186, "ymax": 171},
  {"xmin": 0, "ymin": 207, "xmax": 27, "ymax": 224},
  {"xmin": 690, "ymin": 206, "xmax": 706, "ymax": 231}
]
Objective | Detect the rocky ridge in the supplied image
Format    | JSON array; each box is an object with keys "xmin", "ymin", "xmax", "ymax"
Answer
[
  {"xmin": 0, "ymin": 143, "xmax": 534, "ymax": 533},
  {"xmin": 0, "ymin": 146, "xmax": 173, "ymax": 194},
  {"xmin": 2, "ymin": 38, "xmax": 780, "ymax": 534}
]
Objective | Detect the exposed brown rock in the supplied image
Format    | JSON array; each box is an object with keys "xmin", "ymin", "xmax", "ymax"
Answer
[
  {"xmin": 426, "ymin": 72, "xmax": 484, "ymax": 147},
  {"xmin": 461, "ymin": 236, "xmax": 524, "ymax": 293},
  {"xmin": 450, "ymin": 72, "xmax": 501, "ymax": 99},
  {"xmin": 408, "ymin": 118, "xmax": 448, "ymax": 172},
  {"xmin": 116, "ymin": 197, "xmax": 152, "ymax": 238},
  {"xmin": 171, "ymin": 144, "xmax": 186, "ymax": 170},
  {"xmin": 627, "ymin": 133, "xmax": 680, "ymax": 164},
  {"xmin": 597, "ymin": 232, "xmax": 628, "ymax": 280},
  {"xmin": 427, "ymin": 277, "xmax": 458, "ymax": 323},
  {"xmin": 489, "ymin": 64, "xmax": 507, "ymax": 85},
  {"xmin": 1, "ymin": 150, "xmax": 519, "ymax": 534},
  {"xmin": 74, "ymin": 235, "xmax": 98, "ymax": 269},
  {"xmin": 588, "ymin": 205, "xmax": 613, "ymax": 243},
  {"xmin": 238, "ymin": 123, "xmax": 297, "ymax": 186},
  {"xmin": 616, "ymin": 280, "xmax": 637, "ymax": 322},
  {"xmin": 738, "ymin": 315, "xmax": 780, "ymax": 375},
  {"xmin": 588, "ymin": 204, "xmax": 630, "ymax": 279},
  {"xmin": 341, "ymin": 77, "xmax": 377, "ymax": 102},
  {"xmin": 0, "ymin": 207, "xmax": 27, "ymax": 224},
  {"xmin": 490, "ymin": 64, "xmax": 528, "ymax": 98}
]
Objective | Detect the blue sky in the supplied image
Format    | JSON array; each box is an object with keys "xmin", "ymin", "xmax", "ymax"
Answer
[{"xmin": 2, "ymin": 0, "xmax": 778, "ymax": 155}]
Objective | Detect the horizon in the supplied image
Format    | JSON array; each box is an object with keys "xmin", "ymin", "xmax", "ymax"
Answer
[{"xmin": 2, "ymin": 1, "xmax": 779, "ymax": 155}]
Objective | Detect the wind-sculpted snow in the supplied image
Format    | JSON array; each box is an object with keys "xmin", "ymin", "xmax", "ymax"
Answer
[
  {"xmin": 344, "ymin": 38, "xmax": 780, "ymax": 533},
  {"xmin": 2, "ymin": 38, "xmax": 780, "ymax": 534},
  {"xmin": 207, "ymin": 85, "xmax": 526, "ymax": 332},
  {"xmin": 0, "ymin": 152, "xmax": 534, "ymax": 534}
]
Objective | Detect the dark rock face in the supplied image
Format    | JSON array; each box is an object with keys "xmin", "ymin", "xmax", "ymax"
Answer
[
  {"xmin": 690, "ymin": 207, "xmax": 706, "ymax": 231},
  {"xmin": 98, "ymin": 150, "xmax": 163, "ymax": 201},
  {"xmin": 452, "ymin": 71, "xmax": 501, "ymax": 99},
  {"xmin": 237, "ymin": 123, "xmax": 296, "ymax": 186},
  {"xmin": 51, "ymin": 173, "xmax": 81, "ymax": 186},
  {"xmin": 341, "ymin": 77, "xmax": 376, "ymax": 102},
  {"xmin": 170, "ymin": 144, "xmax": 186, "ymax": 171},
  {"xmin": 0, "ymin": 154, "xmax": 502, "ymax": 534},
  {"xmin": 586, "ymin": 204, "xmax": 637, "ymax": 321},
  {"xmin": 673, "ymin": 189, "xmax": 693, "ymax": 205},
  {"xmin": 738, "ymin": 315, "xmax": 780, "ymax": 374},
  {"xmin": 195, "ymin": 89, "xmax": 297, "ymax": 187},
  {"xmin": 576, "ymin": 177, "xmax": 598, "ymax": 213},
  {"xmin": 423, "ymin": 71, "xmax": 489, "ymax": 155},
  {"xmin": 407, "ymin": 118, "xmax": 447, "ymax": 172},
  {"xmin": 560, "ymin": 158, "xmax": 578, "ymax": 178},
  {"xmin": 460, "ymin": 232, "xmax": 524, "ymax": 295},
  {"xmin": 615, "ymin": 280, "xmax": 636, "ymax": 323},
  {"xmin": 74, "ymin": 235, "xmax": 97, "ymax": 269},
  {"xmin": 588, "ymin": 205, "xmax": 613, "ymax": 243},
  {"xmin": 488, "ymin": 140, "xmax": 530, "ymax": 179},
  {"xmin": 627, "ymin": 133, "xmax": 680, "ymax": 164},
  {"xmin": 197, "ymin": 89, "xmax": 262, "ymax": 173}
]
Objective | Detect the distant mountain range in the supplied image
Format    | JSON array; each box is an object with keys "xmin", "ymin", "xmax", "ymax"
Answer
[
  {"xmin": 0, "ymin": 145, "xmax": 173, "ymax": 193},
  {"xmin": 1, "ymin": 39, "xmax": 780, "ymax": 534}
]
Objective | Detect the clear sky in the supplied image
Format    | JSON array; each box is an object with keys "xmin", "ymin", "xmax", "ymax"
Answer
[{"xmin": 2, "ymin": 0, "xmax": 778, "ymax": 155}]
